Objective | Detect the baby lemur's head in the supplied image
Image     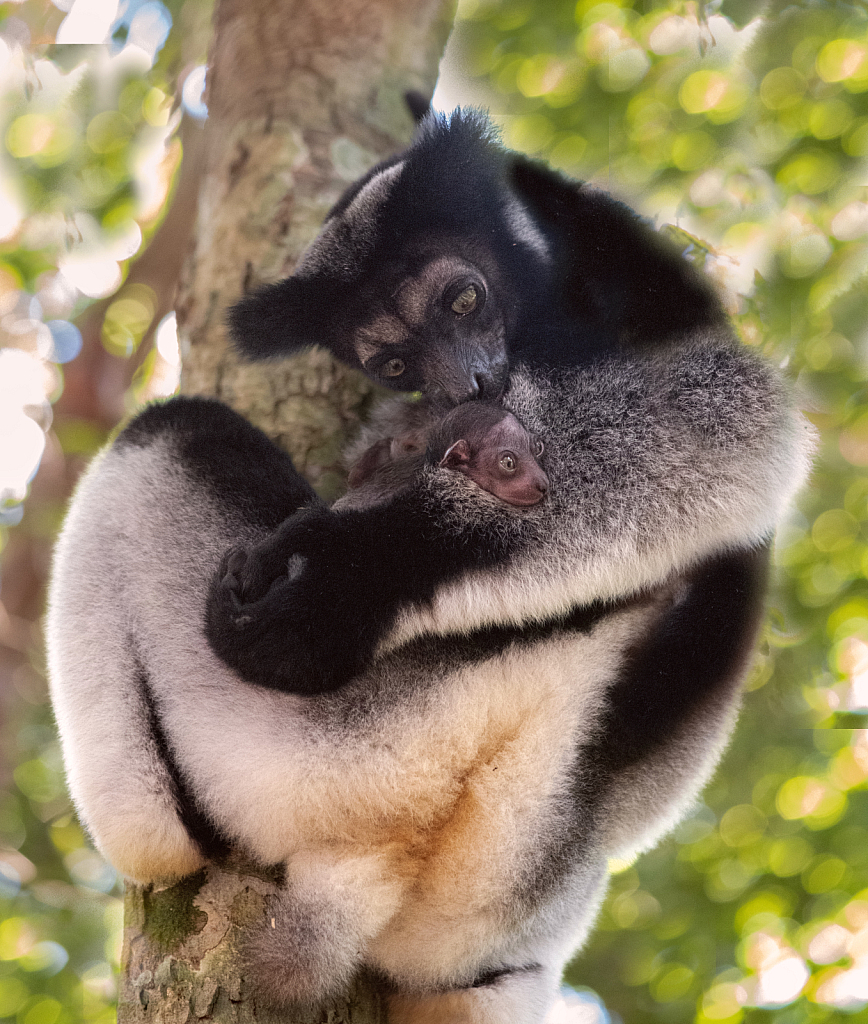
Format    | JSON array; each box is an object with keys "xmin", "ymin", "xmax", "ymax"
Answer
[
  {"xmin": 428, "ymin": 403, "xmax": 547, "ymax": 507},
  {"xmin": 342, "ymin": 402, "xmax": 547, "ymax": 510}
]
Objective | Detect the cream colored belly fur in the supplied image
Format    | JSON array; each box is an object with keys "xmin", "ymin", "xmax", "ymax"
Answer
[{"xmin": 206, "ymin": 606, "xmax": 648, "ymax": 983}]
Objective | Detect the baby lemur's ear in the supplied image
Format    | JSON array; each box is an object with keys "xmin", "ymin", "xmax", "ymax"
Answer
[
  {"xmin": 227, "ymin": 275, "xmax": 359, "ymax": 366},
  {"xmin": 347, "ymin": 438, "xmax": 393, "ymax": 489},
  {"xmin": 440, "ymin": 439, "xmax": 471, "ymax": 470}
]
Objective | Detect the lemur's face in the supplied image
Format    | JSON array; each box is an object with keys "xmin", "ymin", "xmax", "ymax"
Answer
[
  {"xmin": 349, "ymin": 255, "xmax": 509, "ymax": 406},
  {"xmin": 227, "ymin": 145, "xmax": 521, "ymax": 403}
]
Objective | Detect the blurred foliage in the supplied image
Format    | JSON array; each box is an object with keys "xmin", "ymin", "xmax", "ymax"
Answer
[
  {"xmin": 0, "ymin": 1, "xmax": 209, "ymax": 1021},
  {"xmin": 449, "ymin": 0, "xmax": 868, "ymax": 1020},
  {"xmin": 1, "ymin": 0, "xmax": 867, "ymax": 1023},
  {"xmin": 0, "ymin": 680, "xmax": 121, "ymax": 1023}
]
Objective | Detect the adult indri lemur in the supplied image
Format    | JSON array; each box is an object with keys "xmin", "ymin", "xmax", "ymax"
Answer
[{"xmin": 47, "ymin": 109, "xmax": 812, "ymax": 1022}]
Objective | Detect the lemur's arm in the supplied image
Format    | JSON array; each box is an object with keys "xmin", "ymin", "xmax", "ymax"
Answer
[{"xmin": 206, "ymin": 340, "xmax": 811, "ymax": 694}]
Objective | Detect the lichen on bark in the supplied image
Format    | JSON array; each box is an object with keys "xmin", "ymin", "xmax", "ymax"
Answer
[{"xmin": 120, "ymin": 860, "xmax": 387, "ymax": 1022}]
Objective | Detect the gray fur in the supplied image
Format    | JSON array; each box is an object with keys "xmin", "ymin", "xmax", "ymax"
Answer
[
  {"xmin": 386, "ymin": 335, "xmax": 811, "ymax": 646},
  {"xmin": 46, "ymin": 341, "xmax": 812, "ymax": 1020}
]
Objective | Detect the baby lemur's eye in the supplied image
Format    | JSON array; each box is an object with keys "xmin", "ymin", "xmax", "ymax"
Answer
[
  {"xmin": 451, "ymin": 285, "xmax": 478, "ymax": 315},
  {"xmin": 383, "ymin": 358, "xmax": 406, "ymax": 377},
  {"xmin": 535, "ymin": 440, "xmax": 544, "ymax": 457},
  {"xmin": 499, "ymin": 453, "xmax": 517, "ymax": 473}
]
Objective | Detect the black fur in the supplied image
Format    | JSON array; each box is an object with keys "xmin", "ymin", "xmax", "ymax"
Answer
[
  {"xmin": 507, "ymin": 156, "xmax": 724, "ymax": 355},
  {"xmin": 135, "ymin": 653, "xmax": 232, "ymax": 861},
  {"xmin": 592, "ymin": 544, "xmax": 770, "ymax": 776},
  {"xmin": 206, "ymin": 489, "xmax": 518, "ymax": 693},
  {"xmin": 118, "ymin": 396, "xmax": 323, "ymax": 531}
]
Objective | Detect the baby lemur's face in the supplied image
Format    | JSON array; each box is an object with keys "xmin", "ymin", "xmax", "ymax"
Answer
[{"xmin": 437, "ymin": 406, "xmax": 548, "ymax": 508}]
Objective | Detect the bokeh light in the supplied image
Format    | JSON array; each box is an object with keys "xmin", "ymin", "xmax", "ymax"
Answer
[
  {"xmin": 56, "ymin": 0, "xmax": 120, "ymax": 46},
  {"xmin": 181, "ymin": 64, "xmax": 207, "ymax": 119}
]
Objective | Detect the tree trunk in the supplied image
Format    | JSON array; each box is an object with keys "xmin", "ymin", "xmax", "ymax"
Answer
[{"xmin": 118, "ymin": 0, "xmax": 455, "ymax": 1020}]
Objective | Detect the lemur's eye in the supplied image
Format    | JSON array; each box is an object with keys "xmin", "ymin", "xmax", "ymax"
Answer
[
  {"xmin": 383, "ymin": 358, "xmax": 406, "ymax": 377},
  {"xmin": 499, "ymin": 453, "xmax": 517, "ymax": 473},
  {"xmin": 534, "ymin": 440, "xmax": 544, "ymax": 457},
  {"xmin": 451, "ymin": 285, "xmax": 478, "ymax": 316}
]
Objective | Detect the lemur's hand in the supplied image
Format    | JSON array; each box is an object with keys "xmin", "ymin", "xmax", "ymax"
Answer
[
  {"xmin": 218, "ymin": 504, "xmax": 330, "ymax": 606},
  {"xmin": 206, "ymin": 507, "xmax": 373, "ymax": 694},
  {"xmin": 204, "ymin": 487, "xmax": 506, "ymax": 695}
]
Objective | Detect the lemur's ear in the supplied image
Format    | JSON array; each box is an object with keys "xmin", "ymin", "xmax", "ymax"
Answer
[
  {"xmin": 440, "ymin": 439, "xmax": 471, "ymax": 470},
  {"xmin": 227, "ymin": 275, "xmax": 356, "ymax": 364},
  {"xmin": 347, "ymin": 438, "xmax": 393, "ymax": 489}
]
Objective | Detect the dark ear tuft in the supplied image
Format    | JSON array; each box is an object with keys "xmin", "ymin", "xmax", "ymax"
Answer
[
  {"xmin": 227, "ymin": 277, "xmax": 349, "ymax": 362},
  {"xmin": 509, "ymin": 155, "xmax": 587, "ymax": 227},
  {"xmin": 509, "ymin": 155, "xmax": 727, "ymax": 342}
]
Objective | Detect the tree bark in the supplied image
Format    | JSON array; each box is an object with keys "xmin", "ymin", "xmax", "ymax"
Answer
[
  {"xmin": 118, "ymin": 0, "xmax": 455, "ymax": 1020},
  {"xmin": 119, "ymin": 860, "xmax": 387, "ymax": 1023}
]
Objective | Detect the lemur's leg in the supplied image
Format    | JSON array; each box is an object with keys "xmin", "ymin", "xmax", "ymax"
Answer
[
  {"xmin": 48, "ymin": 462, "xmax": 207, "ymax": 884},
  {"xmin": 52, "ymin": 643, "xmax": 208, "ymax": 883},
  {"xmin": 245, "ymin": 849, "xmax": 406, "ymax": 1007},
  {"xmin": 48, "ymin": 396, "xmax": 322, "ymax": 883}
]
